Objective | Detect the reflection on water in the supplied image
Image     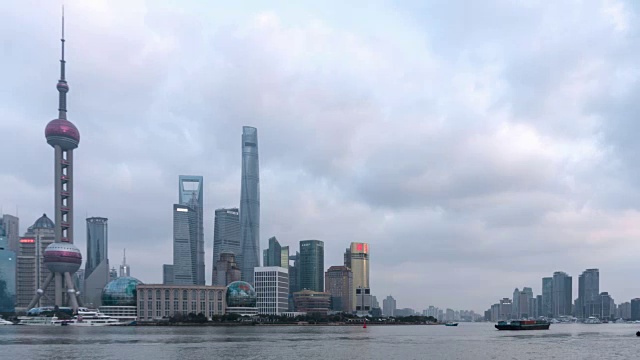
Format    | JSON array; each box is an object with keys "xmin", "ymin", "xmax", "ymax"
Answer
[{"xmin": 1, "ymin": 323, "xmax": 639, "ymax": 360}]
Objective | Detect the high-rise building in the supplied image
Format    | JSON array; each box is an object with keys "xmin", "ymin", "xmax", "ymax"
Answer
[
  {"xmin": 1, "ymin": 214, "xmax": 19, "ymax": 254},
  {"xmin": 519, "ymin": 287, "xmax": 533, "ymax": 318},
  {"xmin": 254, "ymin": 266, "xmax": 289, "ymax": 315},
  {"xmin": 372, "ymin": 295, "xmax": 380, "ymax": 309},
  {"xmin": 281, "ymin": 246, "xmax": 289, "ymax": 269},
  {"xmin": 631, "ymin": 299, "xmax": 640, "ymax": 321},
  {"xmin": 172, "ymin": 204, "xmax": 199, "ymax": 285},
  {"xmin": 0, "ymin": 223, "xmax": 16, "ymax": 313},
  {"xmin": 383, "ymin": 295, "xmax": 396, "ymax": 317},
  {"xmin": 325, "ymin": 266, "xmax": 353, "ymax": 313},
  {"xmin": 29, "ymin": 13, "xmax": 82, "ymax": 311},
  {"xmin": 299, "ymin": 240, "xmax": 324, "ymax": 292},
  {"xmin": 239, "ymin": 126, "xmax": 260, "ymax": 284},
  {"xmin": 536, "ymin": 294, "xmax": 543, "ymax": 318},
  {"xmin": 499, "ymin": 298, "xmax": 513, "ymax": 320},
  {"xmin": 577, "ymin": 268, "xmax": 599, "ymax": 319},
  {"xmin": 16, "ymin": 215, "xmax": 56, "ymax": 309},
  {"xmin": 512, "ymin": 288, "xmax": 520, "ymax": 319},
  {"xmin": 178, "ymin": 176, "xmax": 205, "ymax": 285},
  {"xmin": 109, "ymin": 267, "xmax": 117, "ymax": 281},
  {"xmin": 263, "ymin": 237, "xmax": 282, "ymax": 267},
  {"xmin": 288, "ymin": 251, "xmax": 299, "ymax": 311},
  {"xmin": 212, "ymin": 208, "xmax": 241, "ymax": 276},
  {"xmin": 162, "ymin": 264, "xmax": 174, "ymax": 285},
  {"xmin": 344, "ymin": 247, "xmax": 351, "ymax": 269},
  {"xmin": 542, "ymin": 277, "xmax": 553, "ymax": 317},
  {"xmin": 347, "ymin": 242, "xmax": 369, "ymax": 312},
  {"xmin": 552, "ymin": 271, "xmax": 572, "ymax": 317},
  {"xmin": 212, "ymin": 252, "xmax": 241, "ymax": 286},
  {"xmin": 119, "ymin": 249, "xmax": 130, "ymax": 277},
  {"xmin": 84, "ymin": 217, "xmax": 109, "ymax": 307}
]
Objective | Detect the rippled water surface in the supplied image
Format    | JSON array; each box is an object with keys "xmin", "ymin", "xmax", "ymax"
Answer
[{"xmin": 2, "ymin": 323, "xmax": 639, "ymax": 360}]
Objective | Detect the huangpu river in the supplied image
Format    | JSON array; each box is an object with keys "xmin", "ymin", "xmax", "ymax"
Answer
[{"xmin": 1, "ymin": 323, "xmax": 640, "ymax": 360}]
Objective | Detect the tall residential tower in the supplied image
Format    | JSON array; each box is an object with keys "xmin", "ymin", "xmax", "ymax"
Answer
[
  {"xmin": 240, "ymin": 126, "xmax": 260, "ymax": 283},
  {"xmin": 299, "ymin": 240, "xmax": 324, "ymax": 292}
]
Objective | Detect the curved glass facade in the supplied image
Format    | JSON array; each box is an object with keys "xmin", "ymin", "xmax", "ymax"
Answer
[
  {"xmin": 226, "ymin": 281, "xmax": 256, "ymax": 308},
  {"xmin": 101, "ymin": 276, "xmax": 143, "ymax": 306},
  {"xmin": 240, "ymin": 126, "xmax": 260, "ymax": 283}
]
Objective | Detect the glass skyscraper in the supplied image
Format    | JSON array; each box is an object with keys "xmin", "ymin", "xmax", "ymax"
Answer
[
  {"xmin": 263, "ymin": 237, "xmax": 282, "ymax": 267},
  {"xmin": 299, "ymin": 240, "xmax": 324, "ymax": 292},
  {"xmin": 578, "ymin": 268, "xmax": 600, "ymax": 318},
  {"xmin": 178, "ymin": 175, "xmax": 205, "ymax": 285},
  {"xmin": 542, "ymin": 277, "xmax": 553, "ymax": 317},
  {"xmin": 84, "ymin": 217, "xmax": 110, "ymax": 307},
  {"xmin": 0, "ymin": 223, "xmax": 16, "ymax": 313},
  {"xmin": 172, "ymin": 204, "xmax": 199, "ymax": 285},
  {"xmin": 240, "ymin": 126, "xmax": 260, "ymax": 283},
  {"xmin": 552, "ymin": 271, "xmax": 572, "ymax": 317},
  {"xmin": 212, "ymin": 208, "xmax": 241, "ymax": 267}
]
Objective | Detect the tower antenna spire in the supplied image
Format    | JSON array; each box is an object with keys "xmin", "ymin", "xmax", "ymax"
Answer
[{"xmin": 57, "ymin": 4, "xmax": 69, "ymax": 119}]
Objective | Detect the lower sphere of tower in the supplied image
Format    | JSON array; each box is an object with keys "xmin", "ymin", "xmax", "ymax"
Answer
[
  {"xmin": 44, "ymin": 242, "xmax": 82, "ymax": 273},
  {"xmin": 45, "ymin": 118, "xmax": 80, "ymax": 149}
]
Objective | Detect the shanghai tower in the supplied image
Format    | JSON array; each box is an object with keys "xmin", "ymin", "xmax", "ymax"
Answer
[{"xmin": 240, "ymin": 126, "xmax": 260, "ymax": 283}]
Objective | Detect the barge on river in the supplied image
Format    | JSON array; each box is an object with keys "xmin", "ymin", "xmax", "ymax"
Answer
[{"xmin": 495, "ymin": 320, "xmax": 550, "ymax": 330}]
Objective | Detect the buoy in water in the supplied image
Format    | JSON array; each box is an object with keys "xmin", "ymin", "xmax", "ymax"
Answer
[
  {"xmin": 363, "ymin": 319, "xmax": 367, "ymax": 329},
  {"xmin": 636, "ymin": 331, "xmax": 640, "ymax": 337}
]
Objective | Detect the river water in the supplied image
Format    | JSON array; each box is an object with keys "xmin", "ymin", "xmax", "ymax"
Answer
[{"xmin": 1, "ymin": 323, "xmax": 639, "ymax": 360}]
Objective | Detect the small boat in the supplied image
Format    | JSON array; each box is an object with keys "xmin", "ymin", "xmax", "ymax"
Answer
[
  {"xmin": 444, "ymin": 322, "xmax": 459, "ymax": 326},
  {"xmin": 0, "ymin": 317, "xmax": 13, "ymax": 325},
  {"xmin": 495, "ymin": 320, "xmax": 550, "ymax": 330},
  {"xmin": 584, "ymin": 316, "xmax": 602, "ymax": 324},
  {"xmin": 636, "ymin": 331, "xmax": 640, "ymax": 337}
]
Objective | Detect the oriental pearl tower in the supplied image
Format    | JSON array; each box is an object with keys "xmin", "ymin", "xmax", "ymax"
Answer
[{"xmin": 27, "ymin": 10, "xmax": 82, "ymax": 312}]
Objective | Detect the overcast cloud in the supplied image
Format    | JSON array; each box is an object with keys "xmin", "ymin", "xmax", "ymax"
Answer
[{"xmin": 1, "ymin": 0, "xmax": 640, "ymax": 312}]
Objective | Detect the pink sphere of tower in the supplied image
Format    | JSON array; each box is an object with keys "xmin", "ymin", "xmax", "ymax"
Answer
[
  {"xmin": 43, "ymin": 242, "xmax": 82, "ymax": 274},
  {"xmin": 45, "ymin": 118, "xmax": 80, "ymax": 150}
]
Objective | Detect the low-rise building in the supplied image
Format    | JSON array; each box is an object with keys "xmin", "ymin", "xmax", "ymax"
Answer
[
  {"xmin": 293, "ymin": 289, "xmax": 330, "ymax": 315},
  {"xmin": 137, "ymin": 284, "xmax": 226, "ymax": 321}
]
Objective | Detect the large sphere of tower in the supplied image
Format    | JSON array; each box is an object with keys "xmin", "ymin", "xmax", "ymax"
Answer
[
  {"xmin": 45, "ymin": 118, "xmax": 80, "ymax": 150},
  {"xmin": 43, "ymin": 242, "xmax": 82, "ymax": 273}
]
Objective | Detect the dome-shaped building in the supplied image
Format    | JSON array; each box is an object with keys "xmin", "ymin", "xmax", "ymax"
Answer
[
  {"xmin": 43, "ymin": 242, "xmax": 82, "ymax": 274},
  {"xmin": 225, "ymin": 281, "xmax": 257, "ymax": 316},
  {"xmin": 99, "ymin": 276, "xmax": 143, "ymax": 323},
  {"xmin": 32, "ymin": 214, "xmax": 55, "ymax": 230},
  {"xmin": 101, "ymin": 276, "xmax": 143, "ymax": 306}
]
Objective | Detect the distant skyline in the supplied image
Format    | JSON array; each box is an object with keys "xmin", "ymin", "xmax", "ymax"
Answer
[{"xmin": 2, "ymin": 1, "xmax": 640, "ymax": 312}]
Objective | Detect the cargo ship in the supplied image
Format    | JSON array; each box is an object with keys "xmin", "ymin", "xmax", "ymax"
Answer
[{"xmin": 495, "ymin": 320, "xmax": 550, "ymax": 330}]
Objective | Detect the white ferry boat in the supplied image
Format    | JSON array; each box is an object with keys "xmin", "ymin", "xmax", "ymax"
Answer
[
  {"xmin": 70, "ymin": 308, "xmax": 123, "ymax": 326},
  {"xmin": 18, "ymin": 307, "xmax": 123, "ymax": 326}
]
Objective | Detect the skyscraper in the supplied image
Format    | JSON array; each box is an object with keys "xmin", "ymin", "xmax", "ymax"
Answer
[
  {"xmin": 577, "ymin": 268, "xmax": 599, "ymax": 319},
  {"xmin": 212, "ymin": 251, "xmax": 241, "ymax": 286},
  {"xmin": 552, "ymin": 271, "xmax": 572, "ymax": 317},
  {"xmin": 542, "ymin": 277, "xmax": 553, "ymax": 317},
  {"xmin": 631, "ymin": 298, "xmax": 640, "ymax": 321},
  {"xmin": 16, "ymin": 215, "xmax": 56, "ymax": 309},
  {"xmin": 263, "ymin": 236, "xmax": 282, "ymax": 267},
  {"xmin": 254, "ymin": 266, "xmax": 289, "ymax": 315},
  {"xmin": 1, "ymin": 214, "xmax": 19, "ymax": 253},
  {"xmin": 29, "ymin": 11, "xmax": 82, "ymax": 311},
  {"xmin": 512, "ymin": 288, "xmax": 520, "ymax": 319},
  {"xmin": 325, "ymin": 266, "xmax": 353, "ymax": 313},
  {"xmin": 84, "ymin": 217, "xmax": 109, "ymax": 307},
  {"xmin": 519, "ymin": 287, "xmax": 533, "ymax": 318},
  {"xmin": 347, "ymin": 242, "xmax": 369, "ymax": 311},
  {"xmin": 383, "ymin": 295, "xmax": 396, "ymax": 317},
  {"xmin": 178, "ymin": 175, "xmax": 205, "ymax": 285},
  {"xmin": 212, "ymin": 208, "xmax": 241, "ymax": 274},
  {"xmin": 240, "ymin": 126, "xmax": 260, "ymax": 283},
  {"xmin": 288, "ymin": 251, "xmax": 300, "ymax": 311},
  {"xmin": 299, "ymin": 240, "xmax": 324, "ymax": 292},
  {"xmin": 280, "ymin": 246, "xmax": 289, "ymax": 268},
  {"xmin": 172, "ymin": 204, "xmax": 199, "ymax": 285},
  {"xmin": 0, "ymin": 223, "xmax": 16, "ymax": 313}
]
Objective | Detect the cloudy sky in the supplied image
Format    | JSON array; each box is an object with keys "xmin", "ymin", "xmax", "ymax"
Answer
[{"xmin": 2, "ymin": 0, "xmax": 640, "ymax": 312}]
